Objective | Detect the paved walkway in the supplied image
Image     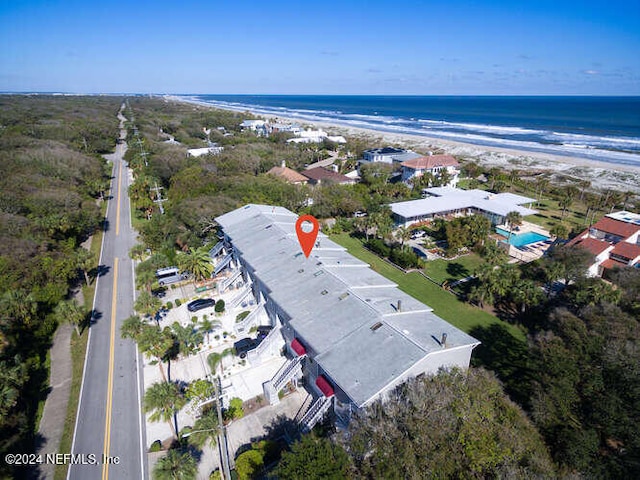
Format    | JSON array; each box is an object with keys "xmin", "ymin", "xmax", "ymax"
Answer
[{"xmin": 35, "ymin": 324, "xmax": 73, "ymax": 479}]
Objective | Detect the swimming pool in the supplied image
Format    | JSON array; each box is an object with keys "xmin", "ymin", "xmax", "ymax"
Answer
[{"xmin": 496, "ymin": 228, "xmax": 550, "ymax": 247}]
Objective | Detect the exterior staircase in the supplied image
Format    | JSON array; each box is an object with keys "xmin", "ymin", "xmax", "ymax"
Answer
[
  {"xmin": 299, "ymin": 395, "xmax": 333, "ymax": 433},
  {"xmin": 263, "ymin": 354, "xmax": 305, "ymax": 405},
  {"xmin": 208, "ymin": 242, "xmax": 224, "ymax": 258},
  {"xmin": 214, "ymin": 253, "xmax": 233, "ymax": 275}
]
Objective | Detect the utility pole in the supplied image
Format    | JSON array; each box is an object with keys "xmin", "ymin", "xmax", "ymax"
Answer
[{"xmin": 150, "ymin": 182, "xmax": 166, "ymax": 214}]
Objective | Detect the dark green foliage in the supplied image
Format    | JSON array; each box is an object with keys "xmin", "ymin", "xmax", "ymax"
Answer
[
  {"xmin": 274, "ymin": 435, "xmax": 350, "ymax": 480},
  {"xmin": 345, "ymin": 368, "xmax": 556, "ymax": 479},
  {"xmin": 364, "ymin": 239, "xmax": 422, "ymax": 269},
  {"xmin": 444, "ymin": 214, "xmax": 491, "ymax": 255},
  {"xmin": 0, "ymin": 95, "xmax": 120, "ymax": 477},
  {"xmin": 214, "ymin": 299, "xmax": 225, "ymax": 313},
  {"xmin": 234, "ymin": 440, "xmax": 280, "ymax": 480},
  {"xmin": 530, "ymin": 306, "xmax": 640, "ymax": 477}
]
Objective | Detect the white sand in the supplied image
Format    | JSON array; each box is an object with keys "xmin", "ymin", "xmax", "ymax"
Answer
[{"xmin": 166, "ymin": 96, "xmax": 640, "ymax": 194}]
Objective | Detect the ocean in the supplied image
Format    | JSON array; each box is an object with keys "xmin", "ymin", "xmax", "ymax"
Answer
[{"xmin": 184, "ymin": 95, "xmax": 640, "ymax": 168}]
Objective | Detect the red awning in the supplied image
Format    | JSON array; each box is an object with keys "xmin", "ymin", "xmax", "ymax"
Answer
[
  {"xmin": 291, "ymin": 338, "xmax": 307, "ymax": 356},
  {"xmin": 315, "ymin": 375, "xmax": 334, "ymax": 397}
]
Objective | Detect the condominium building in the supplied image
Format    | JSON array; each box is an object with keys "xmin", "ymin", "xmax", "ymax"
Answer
[{"xmin": 212, "ymin": 204, "xmax": 480, "ymax": 430}]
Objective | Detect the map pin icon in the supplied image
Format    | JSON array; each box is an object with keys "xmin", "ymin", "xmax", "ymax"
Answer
[{"xmin": 295, "ymin": 215, "xmax": 320, "ymax": 258}]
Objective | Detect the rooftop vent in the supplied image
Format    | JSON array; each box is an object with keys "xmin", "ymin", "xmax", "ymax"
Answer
[
  {"xmin": 298, "ymin": 269, "xmax": 304, "ymax": 274},
  {"xmin": 313, "ymin": 270, "xmax": 324, "ymax": 277},
  {"xmin": 321, "ymin": 290, "xmax": 329, "ymax": 295},
  {"xmin": 339, "ymin": 292, "xmax": 349, "ymax": 300},
  {"xmin": 370, "ymin": 322, "xmax": 383, "ymax": 331},
  {"xmin": 265, "ymin": 224, "xmax": 272, "ymax": 229}
]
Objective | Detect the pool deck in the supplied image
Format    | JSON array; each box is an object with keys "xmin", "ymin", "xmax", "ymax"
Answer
[{"xmin": 496, "ymin": 221, "xmax": 553, "ymax": 262}]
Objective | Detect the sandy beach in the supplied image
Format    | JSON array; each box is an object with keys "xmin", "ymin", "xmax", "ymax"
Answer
[{"xmin": 167, "ymin": 96, "xmax": 640, "ymax": 194}]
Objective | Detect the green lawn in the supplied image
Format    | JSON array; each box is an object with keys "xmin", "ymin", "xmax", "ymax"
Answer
[
  {"xmin": 423, "ymin": 253, "xmax": 484, "ymax": 285},
  {"xmin": 331, "ymin": 233, "xmax": 525, "ymax": 341}
]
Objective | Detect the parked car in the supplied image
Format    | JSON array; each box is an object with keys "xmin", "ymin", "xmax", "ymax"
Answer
[
  {"xmin": 233, "ymin": 338, "xmax": 257, "ymax": 358},
  {"xmin": 187, "ymin": 298, "xmax": 216, "ymax": 312},
  {"xmin": 256, "ymin": 325, "xmax": 273, "ymax": 340},
  {"xmin": 155, "ymin": 266, "xmax": 189, "ymax": 286}
]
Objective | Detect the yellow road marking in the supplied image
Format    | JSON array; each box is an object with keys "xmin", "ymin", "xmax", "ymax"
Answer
[
  {"xmin": 115, "ymin": 161, "xmax": 122, "ymax": 236},
  {"xmin": 102, "ymin": 257, "xmax": 118, "ymax": 480}
]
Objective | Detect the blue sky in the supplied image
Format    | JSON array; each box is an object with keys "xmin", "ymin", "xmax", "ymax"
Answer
[{"xmin": 1, "ymin": 0, "xmax": 639, "ymax": 94}]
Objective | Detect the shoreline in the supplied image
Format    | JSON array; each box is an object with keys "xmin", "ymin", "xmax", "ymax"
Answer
[{"xmin": 166, "ymin": 95, "xmax": 640, "ymax": 194}]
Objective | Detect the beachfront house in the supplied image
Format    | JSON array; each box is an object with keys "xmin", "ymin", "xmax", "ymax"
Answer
[
  {"xmin": 568, "ymin": 211, "xmax": 640, "ymax": 277},
  {"xmin": 390, "ymin": 187, "xmax": 537, "ymax": 227},
  {"xmin": 400, "ymin": 154, "xmax": 460, "ymax": 187},
  {"xmin": 212, "ymin": 204, "xmax": 480, "ymax": 430},
  {"xmin": 361, "ymin": 147, "xmax": 422, "ymax": 164}
]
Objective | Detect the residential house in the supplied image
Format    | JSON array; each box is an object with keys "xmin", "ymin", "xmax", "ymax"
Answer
[
  {"xmin": 302, "ymin": 167, "xmax": 356, "ymax": 185},
  {"xmin": 400, "ymin": 154, "xmax": 460, "ymax": 187},
  {"xmin": 213, "ymin": 204, "xmax": 480, "ymax": 430},
  {"xmin": 568, "ymin": 211, "xmax": 640, "ymax": 277},
  {"xmin": 267, "ymin": 161, "xmax": 309, "ymax": 185},
  {"xmin": 361, "ymin": 147, "xmax": 422, "ymax": 164},
  {"xmin": 186, "ymin": 144, "xmax": 224, "ymax": 158},
  {"xmin": 390, "ymin": 187, "xmax": 537, "ymax": 227}
]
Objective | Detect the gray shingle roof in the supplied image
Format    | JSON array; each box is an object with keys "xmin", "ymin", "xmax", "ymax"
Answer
[{"xmin": 216, "ymin": 204, "xmax": 480, "ymax": 406}]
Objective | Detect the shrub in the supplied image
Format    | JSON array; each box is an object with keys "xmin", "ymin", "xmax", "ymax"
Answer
[
  {"xmin": 165, "ymin": 301, "xmax": 173, "ymax": 310},
  {"xmin": 214, "ymin": 335, "xmax": 220, "ymax": 340},
  {"xmin": 191, "ymin": 316, "xmax": 198, "ymax": 323},
  {"xmin": 235, "ymin": 311, "xmax": 250, "ymax": 323},
  {"xmin": 175, "ymin": 298, "xmax": 182, "ymax": 307},
  {"xmin": 149, "ymin": 440, "xmax": 163, "ymax": 453},
  {"xmin": 215, "ymin": 299, "xmax": 226, "ymax": 313}
]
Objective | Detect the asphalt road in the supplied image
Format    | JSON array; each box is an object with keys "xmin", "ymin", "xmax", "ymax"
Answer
[{"xmin": 68, "ymin": 110, "xmax": 146, "ymax": 480}]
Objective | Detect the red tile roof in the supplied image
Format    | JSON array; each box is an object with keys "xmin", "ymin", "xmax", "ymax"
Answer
[
  {"xmin": 611, "ymin": 242, "xmax": 640, "ymax": 260},
  {"xmin": 267, "ymin": 166, "xmax": 308, "ymax": 184},
  {"xmin": 401, "ymin": 154, "xmax": 459, "ymax": 170},
  {"xmin": 567, "ymin": 230, "xmax": 589, "ymax": 246},
  {"xmin": 573, "ymin": 237, "xmax": 611, "ymax": 256},
  {"xmin": 601, "ymin": 258, "xmax": 629, "ymax": 270},
  {"xmin": 303, "ymin": 167, "xmax": 355, "ymax": 185},
  {"xmin": 591, "ymin": 217, "xmax": 640, "ymax": 239}
]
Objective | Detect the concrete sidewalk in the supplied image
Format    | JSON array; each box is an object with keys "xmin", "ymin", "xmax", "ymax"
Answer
[{"xmin": 35, "ymin": 323, "xmax": 73, "ymax": 479}]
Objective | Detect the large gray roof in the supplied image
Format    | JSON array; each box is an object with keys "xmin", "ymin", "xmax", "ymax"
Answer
[
  {"xmin": 390, "ymin": 187, "xmax": 537, "ymax": 220},
  {"xmin": 216, "ymin": 204, "xmax": 479, "ymax": 406}
]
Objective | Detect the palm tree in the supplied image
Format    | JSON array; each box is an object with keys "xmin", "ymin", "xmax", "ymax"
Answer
[
  {"xmin": 134, "ymin": 290, "xmax": 162, "ymax": 320},
  {"xmin": 558, "ymin": 195, "xmax": 572, "ymax": 220},
  {"xmin": 505, "ymin": 211, "xmax": 523, "ymax": 244},
  {"xmin": 153, "ymin": 449, "xmax": 197, "ymax": 480},
  {"xmin": 395, "ymin": 226, "xmax": 411, "ymax": 246},
  {"xmin": 1, "ymin": 290, "xmax": 37, "ymax": 327},
  {"xmin": 121, "ymin": 315, "xmax": 146, "ymax": 340},
  {"xmin": 198, "ymin": 317, "xmax": 219, "ymax": 344},
  {"xmin": 75, "ymin": 248, "xmax": 96, "ymax": 286},
  {"xmin": 185, "ymin": 407, "xmax": 219, "ymax": 449},
  {"xmin": 171, "ymin": 322, "xmax": 203, "ymax": 358},
  {"xmin": 54, "ymin": 299, "xmax": 87, "ymax": 335},
  {"xmin": 144, "ymin": 381, "xmax": 186, "ymax": 440},
  {"xmin": 177, "ymin": 247, "xmax": 213, "ymax": 283},
  {"xmin": 129, "ymin": 244, "xmax": 147, "ymax": 262},
  {"xmin": 137, "ymin": 325, "xmax": 175, "ymax": 381}
]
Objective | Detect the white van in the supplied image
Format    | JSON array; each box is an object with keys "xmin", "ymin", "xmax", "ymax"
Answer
[{"xmin": 155, "ymin": 267, "xmax": 188, "ymax": 286}]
